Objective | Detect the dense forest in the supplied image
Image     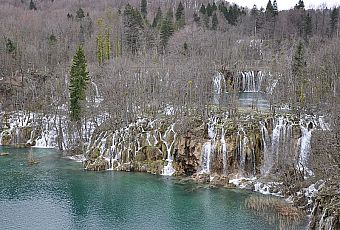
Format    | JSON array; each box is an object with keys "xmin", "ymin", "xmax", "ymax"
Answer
[
  {"xmin": 0, "ymin": 0, "xmax": 339, "ymax": 229},
  {"xmin": 0, "ymin": 0, "xmax": 338, "ymax": 117}
]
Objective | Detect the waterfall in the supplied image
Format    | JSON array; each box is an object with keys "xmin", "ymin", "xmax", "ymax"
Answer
[
  {"xmin": 257, "ymin": 71, "xmax": 263, "ymax": 92},
  {"xmin": 236, "ymin": 126, "xmax": 248, "ymax": 175},
  {"xmin": 200, "ymin": 141, "xmax": 212, "ymax": 174},
  {"xmin": 318, "ymin": 116, "xmax": 330, "ymax": 131},
  {"xmin": 199, "ymin": 116, "xmax": 218, "ymax": 174},
  {"xmin": 0, "ymin": 131, "xmax": 3, "ymax": 146},
  {"xmin": 238, "ymin": 71, "xmax": 263, "ymax": 92},
  {"xmin": 221, "ymin": 127, "xmax": 228, "ymax": 175},
  {"xmin": 298, "ymin": 124, "xmax": 313, "ymax": 176},
  {"xmin": 161, "ymin": 123, "xmax": 177, "ymax": 176},
  {"xmin": 35, "ymin": 118, "xmax": 58, "ymax": 148},
  {"xmin": 213, "ymin": 72, "xmax": 225, "ymax": 104},
  {"xmin": 267, "ymin": 79, "xmax": 278, "ymax": 94},
  {"xmin": 260, "ymin": 121, "xmax": 271, "ymax": 176},
  {"xmin": 267, "ymin": 117, "xmax": 293, "ymax": 174},
  {"xmin": 91, "ymin": 81, "xmax": 103, "ymax": 104},
  {"xmin": 208, "ymin": 116, "xmax": 218, "ymax": 139}
]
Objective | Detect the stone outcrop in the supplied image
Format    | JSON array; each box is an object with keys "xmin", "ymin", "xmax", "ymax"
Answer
[{"xmin": 308, "ymin": 180, "xmax": 340, "ymax": 230}]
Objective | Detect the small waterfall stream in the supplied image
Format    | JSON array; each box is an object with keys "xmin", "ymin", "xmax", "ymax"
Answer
[
  {"xmin": 260, "ymin": 121, "xmax": 271, "ymax": 176},
  {"xmin": 199, "ymin": 117, "xmax": 218, "ymax": 174},
  {"xmin": 221, "ymin": 127, "xmax": 228, "ymax": 175},
  {"xmin": 238, "ymin": 71, "xmax": 263, "ymax": 92},
  {"xmin": 200, "ymin": 141, "xmax": 212, "ymax": 174},
  {"xmin": 161, "ymin": 123, "xmax": 177, "ymax": 176},
  {"xmin": 213, "ymin": 73, "xmax": 226, "ymax": 104},
  {"xmin": 298, "ymin": 122, "xmax": 313, "ymax": 177},
  {"xmin": 91, "ymin": 81, "xmax": 104, "ymax": 104}
]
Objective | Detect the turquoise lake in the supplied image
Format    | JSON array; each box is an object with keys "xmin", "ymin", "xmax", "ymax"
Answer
[{"xmin": 0, "ymin": 147, "xmax": 307, "ymax": 230}]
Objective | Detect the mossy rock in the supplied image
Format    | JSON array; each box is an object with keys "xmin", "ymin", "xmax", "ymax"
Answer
[
  {"xmin": 156, "ymin": 141, "xmax": 167, "ymax": 159},
  {"xmin": 89, "ymin": 148, "xmax": 100, "ymax": 159},
  {"xmin": 1, "ymin": 131, "xmax": 12, "ymax": 146}
]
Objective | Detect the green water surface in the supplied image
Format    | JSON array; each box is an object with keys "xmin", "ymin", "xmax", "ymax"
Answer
[{"xmin": 0, "ymin": 147, "xmax": 306, "ymax": 230}]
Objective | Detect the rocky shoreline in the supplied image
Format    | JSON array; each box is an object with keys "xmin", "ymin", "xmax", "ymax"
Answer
[{"xmin": 1, "ymin": 111, "xmax": 339, "ymax": 229}]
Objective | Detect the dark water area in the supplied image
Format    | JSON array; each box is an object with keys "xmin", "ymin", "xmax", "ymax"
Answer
[{"xmin": 0, "ymin": 147, "xmax": 306, "ymax": 230}]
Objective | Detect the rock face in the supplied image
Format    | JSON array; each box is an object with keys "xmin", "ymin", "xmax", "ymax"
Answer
[
  {"xmin": 308, "ymin": 181, "xmax": 340, "ymax": 230},
  {"xmin": 82, "ymin": 114, "xmax": 324, "ymax": 182},
  {"xmin": 84, "ymin": 157, "xmax": 109, "ymax": 171},
  {"xmin": 308, "ymin": 178, "xmax": 340, "ymax": 230}
]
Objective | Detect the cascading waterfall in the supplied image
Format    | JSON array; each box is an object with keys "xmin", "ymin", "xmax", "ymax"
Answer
[
  {"xmin": 213, "ymin": 72, "xmax": 226, "ymax": 104},
  {"xmin": 91, "ymin": 81, "xmax": 104, "ymax": 104},
  {"xmin": 318, "ymin": 116, "xmax": 330, "ymax": 131},
  {"xmin": 161, "ymin": 123, "xmax": 177, "ymax": 176},
  {"xmin": 237, "ymin": 127, "xmax": 248, "ymax": 175},
  {"xmin": 200, "ymin": 141, "xmax": 212, "ymax": 174},
  {"xmin": 221, "ymin": 127, "xmax": 228, "ymax": 175},
  {"xmin": 239, "ymin": 71, "xmax": 263, "ymax": 92},
  {"xmin": 35, "ymin": 117, "xmax": 58, "ymax": 148},
  {"xmin": 260, "ymin": 121, "xmax": 271, "ymax": 176},
  {"xmin": 270, "ymin": 117, "xmax": 293, "ymax": 173},
  {"xmin": 199, "ymin": 117, "xmax": 218, "ymax": 174},
  {"xmin": 298, "ymin": 123, "xmax": 313, "ymax": 177}
]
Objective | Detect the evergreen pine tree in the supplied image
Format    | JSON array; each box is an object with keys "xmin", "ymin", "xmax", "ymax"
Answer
[
  {"xmin": 273, "ymin": 0, "xmax": 278, "ymax": 16},
  {"xmin": 304, "ymin": 13, "xmax": 312, "ymax": 41},
  {"xmin": 218, "ymin": 2, "xmax": 226, "ymax": 13},
  {"xmin": 29, "ymin": 0, "xmax": 37, "ymax": 10},
  {"xmin": 211, "ymin": 12, "xmax": 218, "ymax": 30},
  {"xmin": 330, "ymin": 7, "xmax": 339, "ymax": 37},
  {"xmin": 123, "ymin": 4, "xmax": 144, "ymax": 54},
  {"xmin": 199, "ymin": 4, "xmax": 206, "ymax": 15},
  {"xmin": 69, "ymin": 46, "xmax": 89, "ymax": 122},
  {"xmin": 265, "ymin": 0, "xmax": 274, "ymax": 18},
  {"xmin": 76, "ymin": 8, "xmax": 85, "ymax": 19},
  {"xmin": 295, "ymin": 0, "xmax": 305, "ymax": 10},
  {"xmin": 193, "ymin": 13, "xmax": 200, "ymax": 23},
  {"xmin": 160, "ymin": 9, "xmax": 175, "ymax": 49},
  {"xmin": 226, "ymin": 4, "xmax": 240, "ymax": 26},
  {"xmin": 141, "ymin": 0, "xmax": 147, "ymax": 19},
  {"xmin": 152, "ymin": 7, "xmax": 162, "ymax": 28},
  {"xmin": 5, "ymin": 38, "xmax": 16, "ymax": 54},
  {"xmin": 48, "ymin": 34, "xmax": 57, "ymax": 45},
  {"xmin": 212, "ymin": 2, "xmax": 217, "ymax": 12},
  {"xmin": 175, "ymin": 2, "xmax": 185, "ymax": 28},
  {"xmin": 206, "ymin": 3, "xmax": 213, "ymax": 17},
  {"xmin": 292, "ymin": 42, "xmax": 306, "ymax": 106}
]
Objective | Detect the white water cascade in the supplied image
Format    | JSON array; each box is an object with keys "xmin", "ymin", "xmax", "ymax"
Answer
[
  {"xmin": 200, "ymin": 141, "xmax": 212, "ymax": 174},
  {"xmin": 0, "ymin": 131, "xmax": 3, "ymax": 146},
  {"xmin": 221, "ymin": 127, "xmax": 228, "ymax": 175},
  {"xmin": 199, "ymin": 117, "xmax": 218, "ymax": 174},
  {"xmin": 213, "ymin": 72, "xmax": 226, "ymax": 104},
  {"xmin": 260, "ymin": 121, "xmax": 271, "ymax": 176},
  {"xmin": 270, "ymin": 117, "xmax": 293, "ymax": 173},
  {"xmin": 237, "ymin": 127, "xmax": 248, "ymax": 174},
  {"xmin": 161, "ymin": 123, "xmax": 177, "ymax": 176},
  {"xmin": 239, "ymin": 71, "xmax": 263, "ymax": 92},
  {"xmin": 91, "ymin": 81, "xmax": 104, "ymax": 104},
  {"xmin": 298, "ymin": 123, "xmax": 313, "ymax": 177}
]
